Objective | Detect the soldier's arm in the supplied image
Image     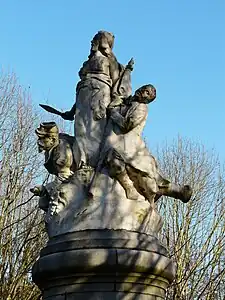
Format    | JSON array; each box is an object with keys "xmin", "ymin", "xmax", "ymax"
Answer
[
  {"xmin": 125, "ymin": 103, "xmax": 147, "ymax": 131},
  {"xmin": 56, "ymin": 141, "xmax": 73, "ymax": 181},
  {"xmin": 110, "ymin": 108, "xmax": 126, "ymax": 130},
  {"xmin": 56, "ymin": 141, "xmax": 68, "ymax": 167},
  {"xmin": 110, "ymin": 103, "xmax": 147, "ymax": 133}
]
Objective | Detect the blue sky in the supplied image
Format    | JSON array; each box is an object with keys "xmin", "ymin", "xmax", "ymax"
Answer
[{"xmin": 0, "ymin": 0, "xmax": 224, "ymax": 160}]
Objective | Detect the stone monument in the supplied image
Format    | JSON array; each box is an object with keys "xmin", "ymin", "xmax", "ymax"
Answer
[{"xmin": 32, "ymin": 31, "xmax": 192, "ymax": 299}]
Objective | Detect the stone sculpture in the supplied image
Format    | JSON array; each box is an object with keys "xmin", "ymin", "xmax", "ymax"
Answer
[
  {"xmin": 60, "ymin": 31, "xmax": 126, "ymax": 168},
  {"xmin": 35, "ymin": 122, "xmax": 81, "ymax": 180},
  {"xmin": 100, "ymin": 84, "xmax": 192, "ymax": 203},
  {"xmin": 32, "ymin": 30, "xmax": 193, "ymax": 300},
  {"xmin": 30, "ymin": 122, "xmax": 91, "ymax": 215}
]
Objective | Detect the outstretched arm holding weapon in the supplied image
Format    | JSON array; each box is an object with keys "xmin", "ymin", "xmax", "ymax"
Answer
[
  {"xmin": 39, "ymin": 57, "xmax": 134, "ymax": 121},
  {"xmin": 39, "ymin": 103, "xmax": 76, "ymax": 121}
]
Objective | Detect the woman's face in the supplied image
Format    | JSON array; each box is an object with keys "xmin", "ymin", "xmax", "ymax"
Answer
[
  {"xmin": 91, "ymin": 39, "xmax": 99, "ymax": 52},
  {"xmin": 91, "ymin": 33, "xmax": 113, "ymax": 57}
]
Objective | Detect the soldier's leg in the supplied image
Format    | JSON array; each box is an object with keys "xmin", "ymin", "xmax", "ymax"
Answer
[
  {"xmin": 106, "ymin": 150, "xmax": 139, "ymax": 200},
  {"xmin": 126, "ymin": 166, "xmax": 158, "ymax": 205},
  {"xmin": 150, "ymin": 170, "xmax": 192, "ymax": 203},
  {"xmin": 156, "ymin": 182, "xmax": 192, "ymax": 203}
]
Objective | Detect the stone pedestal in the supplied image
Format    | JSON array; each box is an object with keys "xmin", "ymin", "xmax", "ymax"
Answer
[
  {"xmin": 33, "ymin": 230, "xmax": 174, "ymax": 299},
  {"xmin": 32, "ymin": 186, "xmax": 175, "ymax": 299}
]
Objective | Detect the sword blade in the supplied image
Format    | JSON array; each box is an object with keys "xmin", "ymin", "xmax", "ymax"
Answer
[{"xmin": 39, "ymin": 104, "xmax": 63, "ymax": 116}]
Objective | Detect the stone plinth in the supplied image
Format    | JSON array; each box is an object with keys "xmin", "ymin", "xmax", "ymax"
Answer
[
  {"xmin": 33, "ymin": 192, "xmax": 175, "ymax": 299},
  {"xmin": 33, "ymin": 230, "xmax": 175, "ymax": 299}
]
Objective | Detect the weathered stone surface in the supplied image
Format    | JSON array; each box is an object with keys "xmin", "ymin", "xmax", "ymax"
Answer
[
  {"xmin": 40, "ymin": 230, "xmax": 168, "ymax": 256},
  {"xmin": 33, "ymin": 229, "xmax": 175, "ymax": 299},
  {"xmin": 46, "ymin": 191, "xmax": 162, "ymax": 238},
  {"xmin": 45, "ymin": 292, "xmax": 165, "ymax": 300},
  {"xmin": 32, "ymin": 30, "xmax": 190, "ymax": 299}
]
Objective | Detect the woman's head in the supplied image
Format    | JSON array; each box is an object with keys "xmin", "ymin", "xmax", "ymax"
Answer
[{"xmin": 90, "ymin": 31, "xmax": 115, "ymax": 56}]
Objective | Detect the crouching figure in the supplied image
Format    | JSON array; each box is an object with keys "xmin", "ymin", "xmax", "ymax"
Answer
[{"xmin": 30, "ymin": 122, "xmax": 82, "ymax": 216}]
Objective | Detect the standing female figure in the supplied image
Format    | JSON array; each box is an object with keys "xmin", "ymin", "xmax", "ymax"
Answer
[{"xmin": 63, "ymin": 31, "xmax": 124, "ymax": 168}]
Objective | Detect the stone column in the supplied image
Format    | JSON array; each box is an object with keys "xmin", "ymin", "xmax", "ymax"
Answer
[{"xmin": 32, "ymin": 188, "xmax": 175, "ymax": 300}]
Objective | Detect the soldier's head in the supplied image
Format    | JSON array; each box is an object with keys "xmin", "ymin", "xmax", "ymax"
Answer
[
  {"xmin": 90, "ymin": 31, "xmax": 115, "ymax": 56},
  {"xmin": 35, "ymin": 122, "xmax": 59, "ymax": 152},
  {"xmin": 134, "ymin": 84, "xmax": 156, "ymax": 104}
]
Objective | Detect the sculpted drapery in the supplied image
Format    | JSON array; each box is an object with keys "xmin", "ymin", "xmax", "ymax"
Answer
[
  {"xmin": 74, "ymin": 31, "xmax": 123, "ymax": 167},
  {"xmin": 32, "ymin": 31, "xmax": 187, "ymax": 299},
  {"xmin": 36, "ymin": 30, "xmax": 192, "ymax": 215}
]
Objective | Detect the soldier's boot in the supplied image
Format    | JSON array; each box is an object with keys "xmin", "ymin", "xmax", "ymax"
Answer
[
  {"xmin": 116, "ymin": 170, "xmax": 140, "ymax": 200},
  {"xmin": 157, "ymin": 183, "xmax": 192, "ymax": 203}
]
